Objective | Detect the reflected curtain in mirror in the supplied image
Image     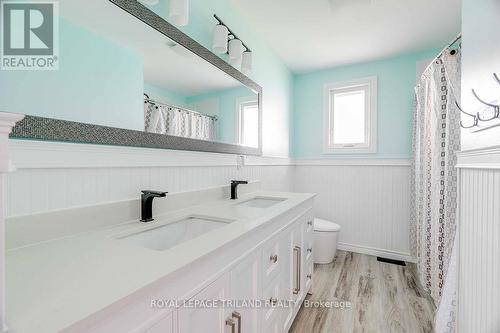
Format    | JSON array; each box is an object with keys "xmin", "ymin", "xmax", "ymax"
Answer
[{"xmin": 145, "ymin": 102, "xmax": 216, "ymax": 141}]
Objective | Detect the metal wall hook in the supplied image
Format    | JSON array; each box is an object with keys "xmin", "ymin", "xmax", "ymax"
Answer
[
  {"xmin": 494, "ymin": 73, "xmax": 500, "ymax": 86},
  {"xmin": 471, "ymin": 89, "xmax": 500, "ymax": 121},
  {"xmin": 472, "ymin": 89, "xmax": 500, "ymax": 108},
  {"xmin": 456, "ymin": 101, "xmax": 478, "ymax": 129},
  {"xmin": 477, "ymin": 109, "xmax": 499, "ymax": 122}
]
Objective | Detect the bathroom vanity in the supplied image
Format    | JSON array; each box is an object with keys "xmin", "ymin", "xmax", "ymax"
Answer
[{"xmin": 6, "ymin": 184, "xmax": 315, "ymax": 333}]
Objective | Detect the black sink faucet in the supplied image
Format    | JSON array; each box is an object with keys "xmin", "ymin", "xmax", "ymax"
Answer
[
  {"xmin": 231, "ymin": 180, "xmax": 248, "ymax": 200},
  {"xmin": 140, "ymin": 190, "xmax": 167, "ymax": 222}
]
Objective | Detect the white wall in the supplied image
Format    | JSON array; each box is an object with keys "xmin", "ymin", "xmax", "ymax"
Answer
[
  {"xmin": 461, "ymin": 0, "xmax": 500, "ymax": 150},
  {"xmin": 457, "ymin": 158, "xmax": 500, "ymax": 332},
  {"xmin": 294, "ymin": 161, "xmax": 412, "ymax": 261}
]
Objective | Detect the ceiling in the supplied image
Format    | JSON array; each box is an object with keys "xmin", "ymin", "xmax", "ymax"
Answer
[
  {"xmin": 60, "ymin": 0, "xmax": 242, "ymax": 96},
  {"xmin": 230, "ymin": 0, "xmax": 461, "ymax": 73}
]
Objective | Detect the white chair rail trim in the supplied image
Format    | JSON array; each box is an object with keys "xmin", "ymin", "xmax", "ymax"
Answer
[
  {"xmin": 9, "ymin": 140, "xmax": 412, "ymax": 169},
  {"xmin": 456, "ymin": 146, "xmax": 500, "ymax": 169}
]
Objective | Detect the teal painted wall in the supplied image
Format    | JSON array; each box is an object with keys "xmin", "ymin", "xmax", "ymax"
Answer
[
  {"xmin": 0, "ymin": 18, "xmax": 144, "ymax": 131},
  {"xmin": 148, "ymin": 0, "xmax": 293, "ymax": 157},
  {"xmin": 144, "ymin": 83, "xmax": 189, "ymax": 107},
  {"xmin": 292, "ymin": 49, "xmax": 438, "ymax": 159}
]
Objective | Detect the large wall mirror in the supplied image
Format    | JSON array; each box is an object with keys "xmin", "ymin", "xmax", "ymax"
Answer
[{"xmin": 2, "ymin": 0, "xmax": 262, "ymax": 155}]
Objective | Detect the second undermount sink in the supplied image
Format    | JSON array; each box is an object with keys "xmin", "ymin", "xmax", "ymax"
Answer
[
  {"xmin": 117, "ymin": 216, "xmax": 234, "ymax": 251},
  {"xmin": 237, "ymin": 196, "xmax": 286, "ymax": 209}
]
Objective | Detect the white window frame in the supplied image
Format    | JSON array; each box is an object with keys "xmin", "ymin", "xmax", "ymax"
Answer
[
  {"xmin": 323, "ymin": 76, "xmax": 377, "ymax": 154},
  {"xmin": 235, "ymin": 96, "xmax": 259, "ymax": 147}
]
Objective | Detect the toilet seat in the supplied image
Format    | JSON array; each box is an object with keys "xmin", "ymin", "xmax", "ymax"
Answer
[{"xmin": 314, "ymin": 218, "xmax": 341, "ymax": 232}]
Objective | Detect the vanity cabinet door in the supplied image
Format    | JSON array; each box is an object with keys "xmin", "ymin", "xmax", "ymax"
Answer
[
  {"xmin": 178, "ymin": 273, "xmax": 232, "ymax": 333},
  {"xmin": 281, "ymin": 224, "xmax": 296, "ymax": 330},
  {"xmin": 292, "ymin": 221, "xmax": 305, "ymax": 303},
  {"xmin": 144, "ymin": 312, "xmax": 174, "ymax": 333},
  {"xmin": 230, "ymin": 252, "xmax": 261, "ymax": 333},
  {"xmin": 282, "ymin": 218, "xmax": 307, "ymax": 331}
]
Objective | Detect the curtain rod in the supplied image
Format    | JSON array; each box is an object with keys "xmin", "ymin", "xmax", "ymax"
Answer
[
  {"xmin": 144, "ymin": 98, "xmax": 218, "ymax": 121},
  {"xmin": 422, "ymin": 33, "xmax": 462, "ymax": 76}
]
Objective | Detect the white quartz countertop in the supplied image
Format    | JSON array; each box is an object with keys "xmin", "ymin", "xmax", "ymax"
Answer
[{"xmin": 6, "ymin": 190, "xmax": 314, "ymax": 333}]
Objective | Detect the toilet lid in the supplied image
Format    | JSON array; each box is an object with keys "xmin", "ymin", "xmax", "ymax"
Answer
[{"xmin": 314, "ymin": 218, "xmax": 341, "ymax": 232}]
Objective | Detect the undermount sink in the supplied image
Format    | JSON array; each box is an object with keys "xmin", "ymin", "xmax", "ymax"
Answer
[
  {"xmin": 237, "ymin": 197, "xmax": 286, "ymax": 209},
  {"xmin": 117, "ymin": 216, "xmax": 234, "ymax": 251}
]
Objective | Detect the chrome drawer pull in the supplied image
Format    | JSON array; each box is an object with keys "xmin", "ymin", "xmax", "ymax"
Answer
[
  {"xmin": 232, "ymin": 311, "xmax": 241, "ymax": 333},
  {"xmin": 293, "ymin": 246, "xmax": 301, "ymax": 295},
  {"xmin": 269, "ymin": 297, "xmax": 278, "ymax": 306},
  {"xmin": 307, "ymin": 248, "xmax": 313, "ymax": 253},
  {"xmin": 226, "ymin": 318, "xmax": 236, "ymax": 333},
  {"xmin": 307, "ymin": 221, "xmax": 313, "ymax": 226},
  {"xmin": 307, "ymin": 274, "xmax": 312, "ymax": 279},
  {"xmin": 270, "ymin": 254, "xmax": 278, "ymax": 263}
]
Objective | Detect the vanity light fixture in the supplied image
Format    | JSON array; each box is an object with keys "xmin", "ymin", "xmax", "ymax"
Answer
[
  {"xmin": 213, "ymin": 14, "xmax": 252, "ymax": 74},
  {"xmin": 241, "ymin": 51, "xmax": 253, "ymax": 75},
  {"xmin": 169, "ymin": 0, "xmax": 189, "ymax": 26},
  {"xmin": 228, "ymin": 39, "xmax": 244, "ymax": 62},
  {"xmin": 212, "ymin": 24, "xmax": 229, "ymax": 54}
]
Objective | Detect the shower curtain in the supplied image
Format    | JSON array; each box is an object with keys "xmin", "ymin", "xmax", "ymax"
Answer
[
  {"xmin": 411, "ymin": 49, "xmax": 461, "ymax": 332},
  {"xmin": 144, "ymin": 103, "xmax": 216, "ymax": 141}
]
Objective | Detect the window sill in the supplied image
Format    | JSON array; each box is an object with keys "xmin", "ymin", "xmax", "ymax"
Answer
[{"xmin": 323, "ymin": 146, "xmax": 377, "ymax": 154}]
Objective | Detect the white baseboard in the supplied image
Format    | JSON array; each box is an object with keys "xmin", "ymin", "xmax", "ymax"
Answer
[
  {"xmin": 294, "ymin": 158, "xmax": 411, "ymax": 166},
  {"xmin": 337, "ymin": 242, "xmax": 416, "ymax": 263}
]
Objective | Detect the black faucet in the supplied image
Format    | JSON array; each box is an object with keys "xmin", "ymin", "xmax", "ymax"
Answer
[
  {"xmin": 140, "ymin": 190, "xmax": 167, "ymax": 222},
  {"xmin": 230, "ymin": 180, "xmax": 248, "ymax": 200}
]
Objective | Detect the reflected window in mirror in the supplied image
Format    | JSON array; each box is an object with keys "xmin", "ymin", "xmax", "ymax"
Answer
[{"xmin": 237, "ymin": 97, "xmax": 259, "ymax": 148}]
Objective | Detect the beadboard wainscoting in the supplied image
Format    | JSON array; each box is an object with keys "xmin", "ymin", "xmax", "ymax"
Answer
[
  {"xmin": 457, "ymin": 149, "xmax": 500, "ymax": 332},
  {"xmin": 5, "ymin": 140, "xmax": 294, "ymax": 217},
  {"xmin": 293, "ymin": 160, "xmax": 413, "ymax": 262},
  {"xmin": 5, "ymin": 140, "xmax": 414, "ymax": 262}
]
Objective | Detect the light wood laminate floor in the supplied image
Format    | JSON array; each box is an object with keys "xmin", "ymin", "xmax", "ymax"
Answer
[{"xmin": 290, "ymin": 251, "xmax": 435, "ymax": 333}]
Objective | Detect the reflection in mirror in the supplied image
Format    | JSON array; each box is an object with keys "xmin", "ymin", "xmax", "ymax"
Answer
[{"xmin": 0, "ymin": 0, "xmax": 260, "ymax": 149}]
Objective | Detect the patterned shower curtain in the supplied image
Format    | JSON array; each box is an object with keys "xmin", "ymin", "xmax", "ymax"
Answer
[
  {"xmin": 411, "ymin": 49, "xmax": 461, "ymax": 332},
  {"xmin": 144, "ymin": 103, "xmax": 216, "ymax": 141}
]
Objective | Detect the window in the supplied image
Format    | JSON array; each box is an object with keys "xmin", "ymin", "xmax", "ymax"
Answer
[
  {"xmin": 323, "ymin": 77, "xmax": 377, "ymax": 154},
  {"xmin": 236, "ymin": 97, "xmax": 259, "ymax": 148}
]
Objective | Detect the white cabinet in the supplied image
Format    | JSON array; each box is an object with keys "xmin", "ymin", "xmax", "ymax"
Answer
[
  {"xmin": 151, "ymin": 210, "xmax": 313, "ymax": 333},
  {"xmin": 178, "ymin": 252, "xmax": 262, "ymax": 333},
  {"xmin": 281, "ymin": 221, "xmax": 304, "ymax": 330},
  {"xmin": 178, "ymin": 274, "xmax": 231, "ymax": 333},
  {"xmin": 144, "ymin": 313, "xmax": 175, "ymax": 333},
  {"xmin": 230, "ymin": 252, "xmax": 261, "ymax": 333},
  {"xmin": 177, "ymin": 214, "xmax": 314, "ymax": 333}
]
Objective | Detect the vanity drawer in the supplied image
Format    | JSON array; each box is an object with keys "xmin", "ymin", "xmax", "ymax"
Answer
[{"xmin": 261, "ymin": 236, "xmax": 283, "ymax": 287}]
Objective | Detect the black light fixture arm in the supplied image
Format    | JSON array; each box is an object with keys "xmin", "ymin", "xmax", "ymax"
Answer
[{"xmin": 213, "ymin": 14, "xmax": 251, "ymax": 53}]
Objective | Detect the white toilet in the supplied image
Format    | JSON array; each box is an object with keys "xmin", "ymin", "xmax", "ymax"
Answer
[{"xmin": 313, "ymin": 218, "xmax": 341, "ymax": 264}]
